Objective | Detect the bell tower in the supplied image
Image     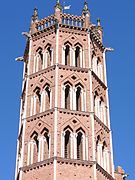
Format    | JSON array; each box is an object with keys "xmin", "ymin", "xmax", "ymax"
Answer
[{"xmin": 15, "ymin": 1, "xmax": 127, "ymax": 180}]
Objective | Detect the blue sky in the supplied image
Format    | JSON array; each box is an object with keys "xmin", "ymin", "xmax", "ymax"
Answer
[{"xmin": 0, "ymin": 0, "xmax": 134, "ymax": 179}]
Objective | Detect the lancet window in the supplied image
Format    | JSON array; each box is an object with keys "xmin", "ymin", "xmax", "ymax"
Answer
[
  {"xmin": 27, "ymin": 128, "xmax": 50, "ymax": 165},
  {"xmin": 40, "ymin": 84, "xmax": 51, "ymax": 112},
  {"xmin": 92, "ymin": 53, "xmax": 103, "ymax": 81},
  {"xmin": 75, "ymin": 83, "xmax": 86, "ymax": 111},
  {"xmin": 30, "ymin": 87, "xmax": 41, "ymax": 116},
  {"xmin": 65, "ymin": 84, "xmax": 70, "ymax": 109},
  {"xmin": 75, "ymin": 46, "xmax": 81, "ymax": 67},
  {"xmin": 65, "ymin": 45, "xmax": 70, "ymax": 66},
  {"xmin": 27, "ymin": 131, "xmax": 39, "ymax": 165},
  {"xmin": 61, "ymin": 82, "xmax": 86, "ymax": 112},
  {"xmin": 61, "ymin": 126, "xmax": 88, "ymax": 161},
  {"xmin": 96, "ymin": 136, "xmax": 110, "ymax": 173},
  {"xmin": 33, "ymin": 47, "xmax": 43, "ymax": 73},
  {"xmin": 94, "ymin": 93, "xmax": 106, "ymax": 125}
]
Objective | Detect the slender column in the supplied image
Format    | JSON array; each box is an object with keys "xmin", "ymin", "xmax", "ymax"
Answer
[
  {"xmin": 103, "ymin": 149, "xmax": 106, "ymax": 170},
  {"xmin": 106, "ymin": 150, "xmax": 110, "ymax": 173},
  {"xmin": 84, "ymin": 90, "xmax": 87, "ymax": 111},
  {"xmin": 50, "ymin": 90, "xmax": 52, "ymax": 109},
  {"xmin": 99, "ymin": 143, "xmax": 103, "ymax": 166},
  {"xmin": 82, "ymin": 134, "xmax": 86, "ymax": 160},
  {"xmin": 36, "ymin": 55, "xmax": 39, "ymax": 72},
  {"xmin": 85, "ymin": 135, "xmax": 88, "ymax": 160},
  {"xmin": 70, "ymin": 87, "xmax": 73, "ymax": 110},
  {"xmin": 61, "ymin": 132, "xmax": 65, "ymax": 158},
  {"xmin": 70, "ymin": 133, "xmax": 73, "ymax": 159},
  {"xmin": 74, "ymin": 133, "xmax": 77, "ymax": 159},
  {"xmin": 49, "ymin": 134, "xmax": 51, "ymax": 158},
  {"xmin": 103, "ymin": 104, "xmax": 106, "ymax": 125},
  {"xmin": 33, "ymin": 95, "xmax": 37, "ymax": 115},
  {"xmin": 61, "ymin": 85, "xmax": 65, "ymax": 108},
  {"xmin": 73, "ymin": 87, "xmax": 76, "ymax": 110},
  {"xmin": 81, "ymin": 89, "xmax": 84, "ymax": 111},
  {"xmin": 27, "ymin": 142, "xmax": 31, "ymax": 165},
  {"xmin": 82, "ymin": 49, "xmax": 85, "ymax": 68},
  {"xmin": 38, "ymin": 136, "xmax": 42, "ymax": 162},
  {"xmin": 97, "ymin": 143, "xmax": 101, "ymax": 164},
  {"xmin": 42, "ymin": 50, "xmax": 46, "ymax": 69},
  {"xmin": 72, "ymin": 47, "xmax": 75, "ymax": 66},
  {"xmin": 80, "ymin": 49, "xmax": 83, "ymax": 68},
  {"xmin": 100, "ymin": 64, "xmax": 103, "ymax": 81},
  {"xmin": 30, "ymin": 96, "xmax": 34, "ymax": 116},
  {"xmin": 62, "ymin": 46, "xmax": 65, "ymax": 65},
  {"xmin": 45, "ymin": 52, "xmax": 48, "ymax": 68}
]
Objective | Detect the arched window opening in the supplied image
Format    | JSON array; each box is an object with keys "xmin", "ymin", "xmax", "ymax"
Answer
[
  {"xmin": 96, "ymin": 135, "xmax": 102, "ymax": 165},
  {"xmin": 37, "ymin": 48, "xmax": 43, "ymax": 71},
  {"xmin": 77, "ymin": 131, "xmax": 83, "ymax": 160},
  {"xmin": 76, "ymin": 86, "xmax": 81, "ymax": 111},
  {"xmin": 65, "ymin": 45, "xmax": 70, "ymax": 65},
  {"xmin": 45, "ymin": 86, "xmax": 50, "ymax": 110},
  {"xmin": 46, "ymin": 47, "xmax": 51, "ymax": 67},
  {"xmin": 64, "ymin": 130, "xmax": 71, "ymax": 159},
  {"xmin": 65, "ymin": 85, "xmax": 70, "ymax": 109},
  {"xmin": 32, "ymin": 132, "xmax": 39, "ymax": 164},
  {"xmin": 43, "ymin": 130, "xmax": 50, "ymax": 159},
  {"xmin": 33, "ymin": 135, "xmax": 39, "ymax": 153},
  {"xmin": 35, "ymin": 88, "xmax": 41, "ymax": 114},
  {"xmin": 75, "ymin": 46, "xmax": 80, "ymax": 67}
]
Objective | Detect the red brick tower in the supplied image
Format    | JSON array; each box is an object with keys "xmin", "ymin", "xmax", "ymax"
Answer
[{"xmin": 15, "ymin": 1, "xmax": 127, "ymax": 180}]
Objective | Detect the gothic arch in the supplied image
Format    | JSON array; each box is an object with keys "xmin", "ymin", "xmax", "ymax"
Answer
[{"xmin": 64, "ymin": 41, "xmax": 72, "ymax": 47}]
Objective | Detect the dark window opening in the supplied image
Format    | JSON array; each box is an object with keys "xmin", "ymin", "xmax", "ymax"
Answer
[
  {"xmin": 76, "ymin": 87, "xmax": 81, "ymax": 111},
  {"xmin": 65, "ymin": 45, "xmax": 70, "ymax": 65},
  {"xmin": 65, "ymin": 130, "xmax": 71, "ymax": 159},
  {"xmin": 45, "ymin": 86, "xmax": 50, "ymax": 109},
  {"xmin": 65, "ymin": 85, "xmax": 70, "ymax": 109},
  {"xmin": 77, "ymin": 132, "xmax": 83, "ymax": 160},
  {"xmin": 75, "ymin": 47, "xmax": 80, "ymax": 67}
]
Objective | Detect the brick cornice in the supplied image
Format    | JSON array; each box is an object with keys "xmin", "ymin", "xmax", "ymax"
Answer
[
  {"xmin": 20, "ymin": 157, "xmax": 95, "ymax": 173},
  {"xmin": 94, "ymin": 114, "xmax": 110, "ymax": 133},
  {"xmin": 92, "ymin": 70, "xmax": 107, "ymax": 90},
  {"xmin": 96, "ymin": 163, "xmax": 115, "ymax": 180}
]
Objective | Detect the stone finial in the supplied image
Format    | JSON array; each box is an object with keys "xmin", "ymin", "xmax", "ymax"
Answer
[
  {"xmin": 97, "ymin": 18, "xmax": 101, "ymax": 26},
  {"xmin": 82, "ymin": 0, "xmax": 90, "ymax": 16},
  {"xmin": 31, "ymin": 8, "xmax": 38, "ymax": 23},
  {"xmin": 55, "ymin": 0, "xmax": 62, "ymax": 11}
]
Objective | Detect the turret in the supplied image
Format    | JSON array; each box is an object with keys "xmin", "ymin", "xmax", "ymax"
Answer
[{"xmin": 82, "ymin": 0, "xmax": 90, "ymax": 28}]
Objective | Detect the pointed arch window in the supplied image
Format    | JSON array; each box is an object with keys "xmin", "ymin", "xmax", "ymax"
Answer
[
  {"xmin": 45, "ymin": 85, "xmax": 51, "ymax": 110},
  {"xmin": 77, "ymin": 131, "xmax": 83, "ymax": 160},
  {"xmin": 76, "ymin": 128, "xmax": 86, "ymax": 160},
  {"xmin": 65, "ymin": 84, "xmax": 70, "ymax": 109},
  {"xmin": 41, "ymin": 128, "xmax": 50, "ymax": 160},
  {"xmin": 31, "ymin": 87, "xmax": 41, "ymax": 115},
  {"xmin": 27, "ymin": 132, "xmax": 39, "ymax": 165},
  {"xmin": 41, "ymin": 84, "xmax": 51, "ymax": 112},
  {"xmin": 46, "ymin": 46, "xmax": 51, "ymax": 67},
  {"xmin": 65, "ymin": 45, "xmax": 70, "ymax": 65},
  {"xmin": 34, "ymin": 48, "xmax": 43, "ymax": 73},
  {"xmin": 75, "ymin": 46, "xmax": 81, "ymax": 67},
  {"xmin": 62, "ymin": 126, "xmax": 73, "ymax": 159},
  {"xmin": 76, "ymin": 86, "xmax": 82, "ymax": 111},
  {"xmin": 64, "ymin": 130, "xmax": 71, "ymax": 158}
]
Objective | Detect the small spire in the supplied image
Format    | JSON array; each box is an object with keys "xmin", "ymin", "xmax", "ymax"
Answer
[
  {"xmin": 31, "ymin": 8, "xmax": 38, "ymax": 22},
  {"xmin": 55, "ymin": 0, "xmax": 62, "ymax": 10},
  {"xmin": 97, "ymin": 18, "xmax": 101, "ymax": 26},
  {"xmin": 82, "ymin": 0, "xmax": 90, "ymax": 15}
]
